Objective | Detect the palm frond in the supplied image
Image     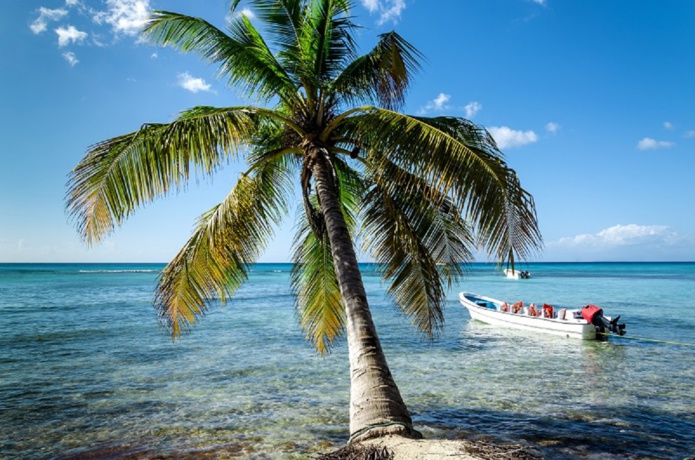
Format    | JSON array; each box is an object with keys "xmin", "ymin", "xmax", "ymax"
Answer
[
  {"xmin": 331, "ymin": 31, "xmax": 423, "ymax": 110},
  {"xmin": 343, "ymin": 108, "xmax": 542, "ymax": 265},
  {"xmin": 156, "ymin": 160, "xmax": 293, "ymax": 338},
  {"xmin": 66, "ymin": 106, "xmax": 257, "ymax": 244},
  {"xmin": 303, "ymin": 0, "xmax": 356, "ymax": 83},
  {"xmin": 144, "ymin": 11, "xmax": 297, "ymax": 103},
  {"xmin": 244, "ymin": 0, "xmax": 304, "ymax": 51},
  {"xmin": 291, "ymin": 214, "xmax": 344, "ymax": 355},
  {"xmin": 361, "ymin": 162, "xmax": 473, "ymax": 336}
]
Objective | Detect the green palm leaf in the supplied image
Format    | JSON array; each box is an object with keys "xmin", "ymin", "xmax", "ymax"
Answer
[
  {"xmin": 145, "ymin": 11, "xmax": 298, "ymax": 104},
  {"xmin": 303, "ymin": 0, "xmax": 356, "ymax": 82},
  {"xmin": 233, "ymin": 0, "xmax": 303, "ymax": 51},
  {"xmin": 156, "ymin": 160, "xmax": 293, "ymax": 338},
  {"xmin": 331, "ymin": 31, "xmax": 423, "ymax": 111},
  {"xmin": 291, "ymin": 216, "xmax": 344, "ymax": 355},
  {"xmin": 66, "ymin": 107, "xmax": 256, "ymax": 244},
  {"xmin": 343, "ymin": 108, "xmax": 542, "ymax": 264},
  {"xmin": 362, "ymin": 161, "xmax": 472, "ymax": 336}
]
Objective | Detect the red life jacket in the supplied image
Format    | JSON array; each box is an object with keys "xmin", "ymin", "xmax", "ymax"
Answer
[{"xmin": 543, "ymin": 304, "xmax": 554, "ymax": 318}]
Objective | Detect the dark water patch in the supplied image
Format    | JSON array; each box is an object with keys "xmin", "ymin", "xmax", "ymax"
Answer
[{"xmin": 416, "ymin": 405, "xmax": 695, "ymax": 459}]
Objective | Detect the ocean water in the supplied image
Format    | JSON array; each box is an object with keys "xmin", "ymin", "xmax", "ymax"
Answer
[{"xmin": 1, "ymin": 262, "xmax": 694, "ymax": 459}]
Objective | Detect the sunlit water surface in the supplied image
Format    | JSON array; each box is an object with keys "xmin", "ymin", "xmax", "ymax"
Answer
[{"xmin": 1, "ymin": 263, "xmax": 693, "ymax": 459}]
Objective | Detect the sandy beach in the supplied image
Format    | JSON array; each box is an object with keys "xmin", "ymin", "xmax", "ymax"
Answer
[{"xmin": 320, "ymin": 435, "xmax": 541, "ymax": 460}]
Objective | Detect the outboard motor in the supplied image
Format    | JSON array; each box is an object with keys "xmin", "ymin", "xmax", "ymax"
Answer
[{"xmin": 582, "ymin": 305, "xmax": 626, "ymax": 336}]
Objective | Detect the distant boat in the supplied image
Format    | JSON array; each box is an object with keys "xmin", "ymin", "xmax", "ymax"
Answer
[
  {"xmin": 503, "ymin": 268, "xmax": 531, "ymax": 279},
  {"xmin": 459, "ymin": 292, "xmax": 626, "ymax": 340}
]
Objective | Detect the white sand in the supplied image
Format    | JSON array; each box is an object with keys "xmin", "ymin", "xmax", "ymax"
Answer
[{"xmin": 360, "ymin": 435, "xmax": 494, "ymax": 459}]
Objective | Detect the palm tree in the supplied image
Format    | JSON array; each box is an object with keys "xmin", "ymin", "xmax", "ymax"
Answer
[{"xmin": 66, "ymin": 0, "xmax": 542, "ymax": 444}]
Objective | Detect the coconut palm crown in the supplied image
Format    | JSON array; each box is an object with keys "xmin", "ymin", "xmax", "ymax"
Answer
[{"xmin": 66, "ymin": 0, "xmax": 542, "ymax": 444}]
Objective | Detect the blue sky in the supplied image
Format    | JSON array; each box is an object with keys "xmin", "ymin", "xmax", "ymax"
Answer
[{"xmin": 2, "ymin": 0, "xmax": 694, "ymax": 263}]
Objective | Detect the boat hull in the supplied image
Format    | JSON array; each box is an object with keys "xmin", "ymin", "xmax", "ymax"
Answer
[
  {"xmin": 504, "ymin": 269, "xmax": 530, "ymax": 279},
  {"xmin": 460, "ymin": 292, "xmax": 596, "ymax": 340}
]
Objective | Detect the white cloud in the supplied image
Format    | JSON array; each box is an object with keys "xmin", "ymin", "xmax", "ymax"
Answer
[
  {"xmin": 418, "ymin": 93, "xmax": 451, "ymax": 114},
  {"xmin": 178, "ymin": 72, "xmax": 213, "ymax": 93},
  {"xmin": 93, "ymin": 0, "xmax": 151, "ymax": 37},
  {"xmin": 488, "ymin": 126, "xmax": 538, "ymax": 149},
  {"xmin": 362, "ymin": 0, "xmax": 379, "ymax": 12},
  {"xmin": 637, "ymin": 137, "xmax": 675, "ymax": 150},
  {"xmin": 32, "ymin": 0, "xmax": 150, "ymax": 64},
  {"xmin": 557, "ymin": 225, "xmax": 674, "ymax": 249},
  {"xmin": 56, "ymin": 25, "xmax": 88, "ymax": 47},
  {"xmin": 30, "ymin": 7, "xmax": 68, "ymax": 34},
  {"xmin": 239, "ymin": 8, "xmax": 255, "ymax": 19},
  {"xmin": 664, "ymin": 121, "xmax": 674, "ymax": 130},
  {"xmin": 464, "ymin": 101, "xmax": 482, "ymax": 119},
  {"xmin": 684, "ymin": 130, "xmax": 695, "ymax": 138},
  {"xmin": 430, "ymin": 93, "xmax": 450, "ymax": 110},
  {"xmin": 62, "ymin": 51, "xmax": 79, "ymax": 66},
  {"xmin": 546, "ymin": 224, "xmax": 688, "ymax": 261},
  {"xmin": 150, "ymin": 52, "xmax": 158, "ymax": 59},
  {"xmin": 228, "ymin": 7, "xmax": 256, "ymax": 23},
  {"xmin": 379, "ymin": 0, "xmax": 405, "ymax": 24},
  {"xmin": 545, "ymin": 121, "xmax": 560, "ymax": 133},
  {"xmin": 362, "ymin": 0, "xmax": 406, "ymax": 25},
  {"xmin": 532, "ymin": 0, "xmax": 547, "ymax": 5}
]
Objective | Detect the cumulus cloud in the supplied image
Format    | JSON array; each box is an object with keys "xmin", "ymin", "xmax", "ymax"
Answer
[
  {"xmin": 31, "ymin": 0, "xmax": 152, "ymax": 64},
  {"xmin": 556, "ymin": 224, "xmax": 676, "ymax": 248},
  {"xmin": 532, "ymin": 0, "xmax": 547, "ymax": 5},
  {"xmin": 362, "ymin": 0, "xmax": 379, "ymax": 12},
  {"xmin": 178, "ymin": 72, "xmax": 213, "ymax": 93},
  {"xmin": 92, "ymin": 0, "xmax": 151, "ymax": 37},
  {"xmin": 361, "ymin": 0, "xmax": 406, "ymax": 25},
  {"xmin": 430, "ymin": 93, "xmax": 450, "ymax": 110},
  {"xmin": 637, "ymin": 137, "xmax": 675, "ymax": 150},
  {"xmin": 464, "ymin": 101, "xmax": 482, "ymax": 119},
  {"xmin": 488, "ymin": 126, "xmax": 538, "ymax": 149},
  {"xmin": 545, "ymin": 122, "xmax": 560, "ymax": 133},
  {"xmin": 664, "ymin": 121, "xmax": 674, "ymax": 130},
  {"xmin": 56, "ymin": 25, "xmax": 87, "ymax": 47},
  {"xmin": 30, "ymin": 7, "xmax": 68, "ymax": 34},
  {"xmin": 544, "ymin": 224, "xmax": 690, "ymax": 261},
  {"xmin": 62, "ymin": 51, "xmax": 79, "ymax": 66},
  {"xmin": 418, "ymin": 93, "xmax": 451, "ymax": 114}
]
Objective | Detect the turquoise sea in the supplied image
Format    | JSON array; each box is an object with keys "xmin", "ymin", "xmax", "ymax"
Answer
[{"xmin": 1, "ymin": 262, "xmax": 694, "ymax": 459}]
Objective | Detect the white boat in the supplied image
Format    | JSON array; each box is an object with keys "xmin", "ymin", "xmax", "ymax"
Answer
[
  {"xmin": 503, "ymin": 268, "xmax": 531, "ymax": 279},
  {"xmin": 459, "ymin": 292, "xmax": 625, "ymax": 340}
]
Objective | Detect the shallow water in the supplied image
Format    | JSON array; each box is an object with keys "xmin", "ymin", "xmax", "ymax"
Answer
[{"xmin": 1, "ymin": 263, "xmax": 693, "ymax": 459}]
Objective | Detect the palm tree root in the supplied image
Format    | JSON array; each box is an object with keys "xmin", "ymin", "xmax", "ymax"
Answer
[
  {"xmin": 348, "ymin": 422, "xmax": 423, "ymax": 444},
  {"xmin": 316, "ymin": 444, "xmax": 394, "ymax": 460}
]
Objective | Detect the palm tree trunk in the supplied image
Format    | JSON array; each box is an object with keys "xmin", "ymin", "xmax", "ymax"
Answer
[{"xmin": 308, "ymin": 144, "xmax": 421, "ymax": 443}]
